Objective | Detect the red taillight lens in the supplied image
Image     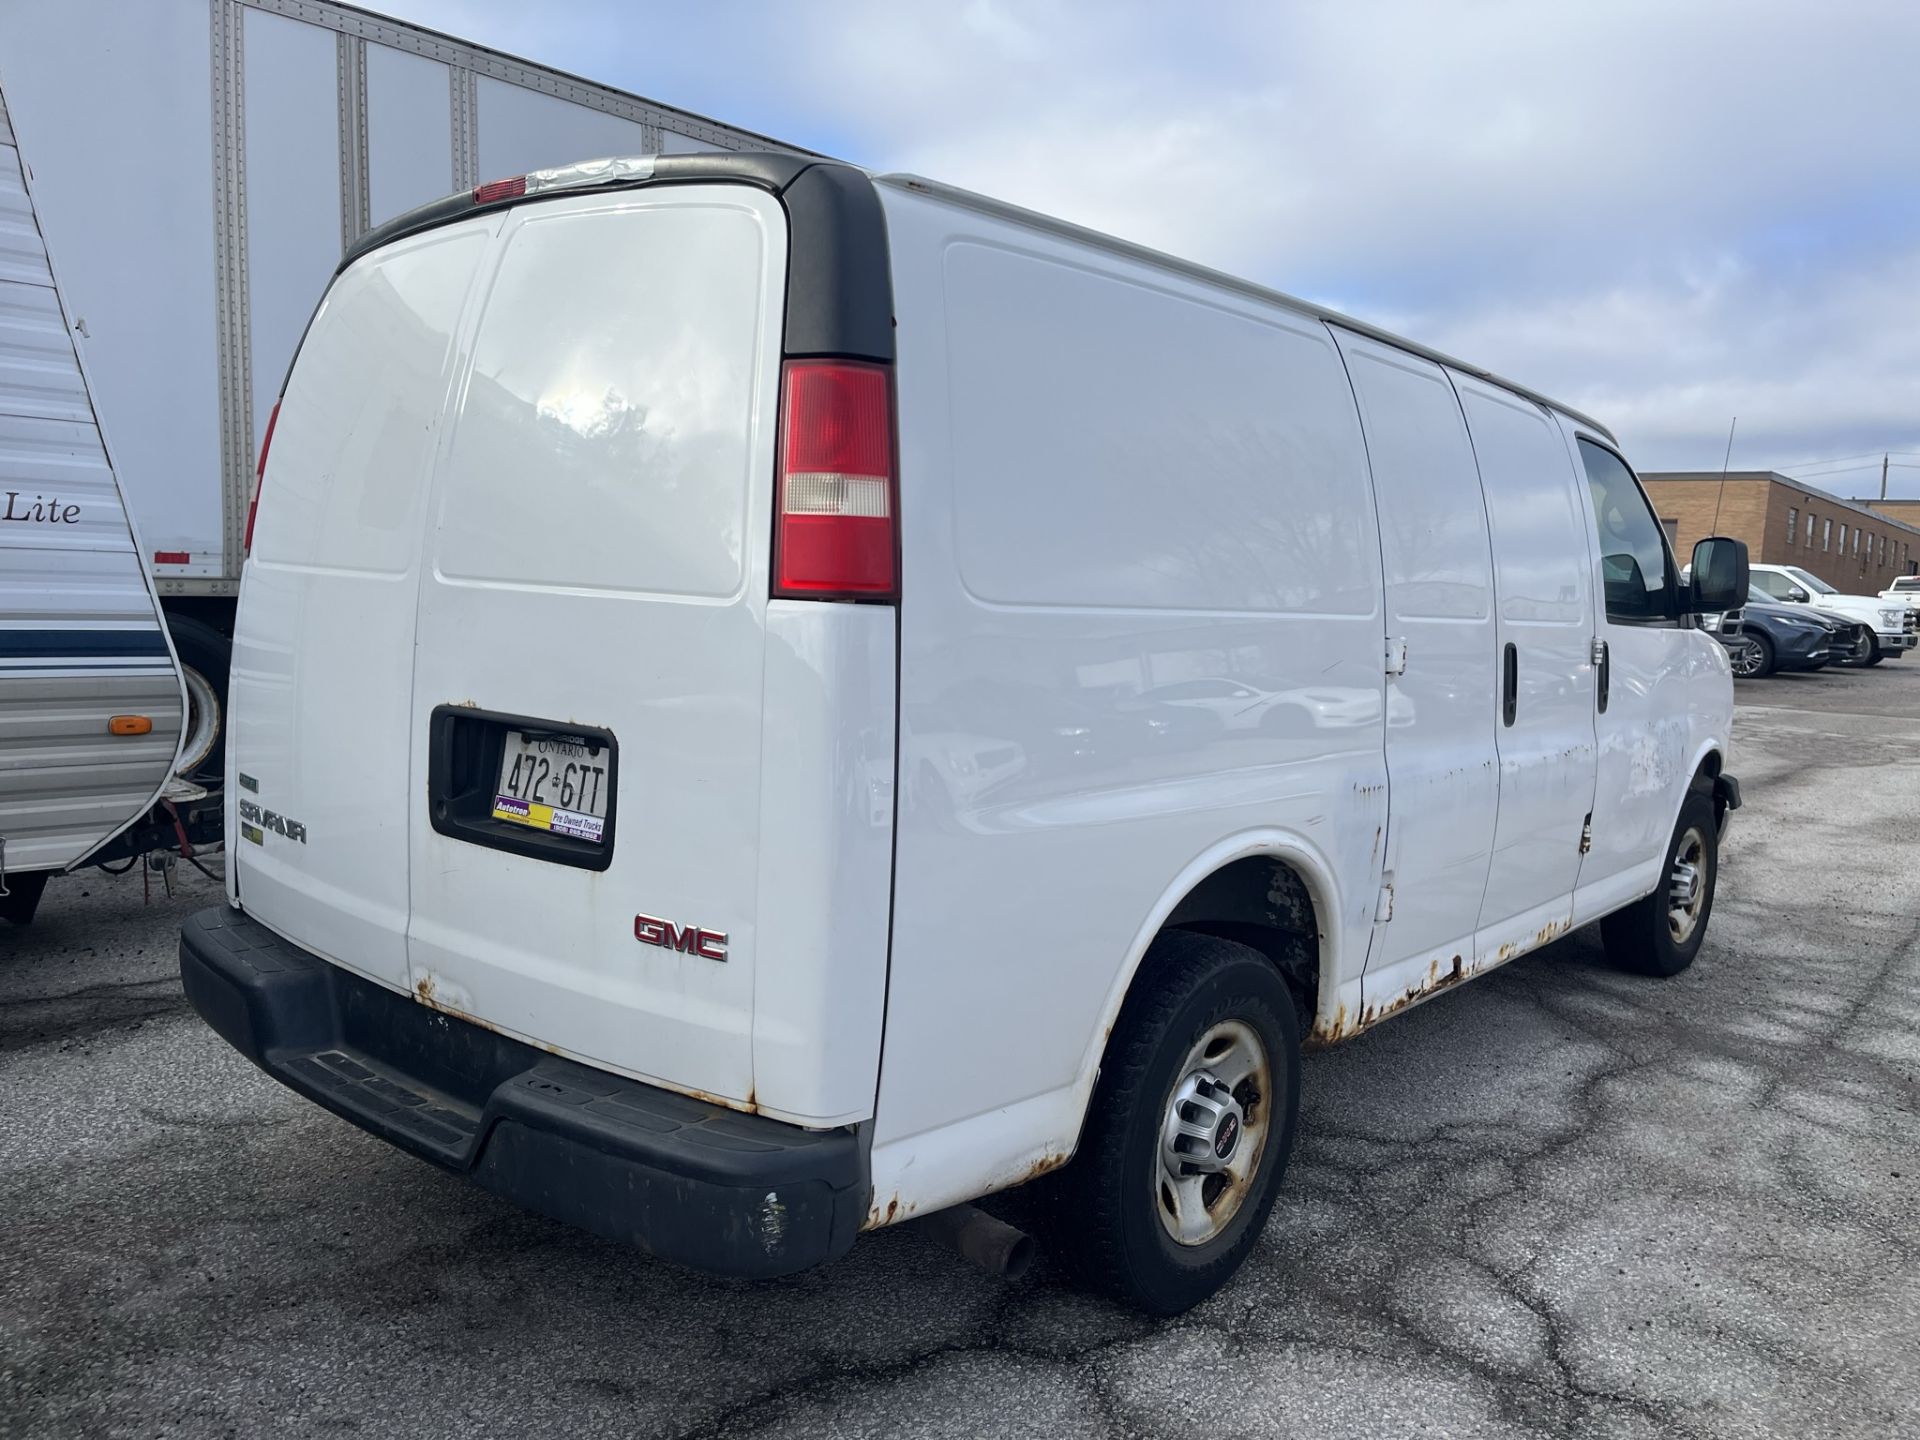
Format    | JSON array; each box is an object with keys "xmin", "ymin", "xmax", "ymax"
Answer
[
  {"xmin": 243, "ymin": 399, "xmax": 279, "ymax": 555},
  {"xmin": 474, "ymin": 175, "xmax": 527, "ymax": 204},
  {"xmin": 773, "ymin": 360, "xmax": 896, "ymax": 599}
]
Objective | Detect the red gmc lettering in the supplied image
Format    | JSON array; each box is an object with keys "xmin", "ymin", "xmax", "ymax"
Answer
[{"xmin": 633, "ymin": 913, "xmax": 728, "ymax": 962}]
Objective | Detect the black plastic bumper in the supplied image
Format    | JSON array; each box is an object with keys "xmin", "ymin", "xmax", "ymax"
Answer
[
  {"xmin": 1713, "ymin": 773, "xmax": 1742, "ymax": 838},
  {"xmin": 179, "ymin": 906, "xmax": 867, "ymax": 1278}
]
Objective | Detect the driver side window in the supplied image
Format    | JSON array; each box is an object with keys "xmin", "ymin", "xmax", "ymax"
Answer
[
  {"xmin": 1754, "ymin": 571, "xmax": 1794, "ymax": 601},
  {"xmin": 1577, "ymin": 439, "xmax": 1675, "ymax": 622}
]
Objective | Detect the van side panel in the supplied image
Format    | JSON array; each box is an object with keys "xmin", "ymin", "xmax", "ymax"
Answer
[
  {"xmin": 1331, "ymin": 331, "xmax": 1500, "ymax": 1013},
  {"xmin": 231, "ymin": 220, "xmax": 495, "ymax": 988},
  {"xmin": 874, "ymin": 186, "xmax": 1387, "ymax": 1206}
]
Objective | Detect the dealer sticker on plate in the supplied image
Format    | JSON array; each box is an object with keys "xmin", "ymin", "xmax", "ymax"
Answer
[{"xmin": 493, "ymin": 730, "xmax": 609, "ymax": 842}]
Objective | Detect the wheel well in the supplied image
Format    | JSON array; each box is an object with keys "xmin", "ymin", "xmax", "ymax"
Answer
[{"xmin": 1162, "ymin": 855, "xmax": 1321, "ymax": 1034}]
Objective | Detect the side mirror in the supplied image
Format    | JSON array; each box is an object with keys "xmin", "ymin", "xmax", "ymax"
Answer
[
  {"xmin": 1786, "ymin": 586, "xmax": 1809, "ymax": 603},
  {"xmin": 1689, "ymin": 536, "xmax": 1750, "ymax": 614}
]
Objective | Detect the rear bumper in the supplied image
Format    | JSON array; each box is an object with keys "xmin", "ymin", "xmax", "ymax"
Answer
[{"xmin": 179, "ymin": 906, "xmax": 867, "ymax": 1278}]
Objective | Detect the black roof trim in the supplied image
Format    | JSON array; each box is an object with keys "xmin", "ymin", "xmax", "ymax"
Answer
[
  {"xmin": 339, "ymin": 153, "xmax": 814, "ymax": 273},
  {"xmin": 336, "ymin": 153, "xmax": 891, "ymax": 364}
]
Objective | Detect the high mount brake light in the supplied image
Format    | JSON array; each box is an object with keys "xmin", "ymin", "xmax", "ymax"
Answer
[
  {"xmin": 243, "ymin": 398, "xmax": 279, "ymax": 555},
  {"xmin": 773, "ymin": 360, "xmax": 896, "ymax": 600},
  {"xmin": 472, "ymin": 156, "xmax": 656, "ymax": 207}
]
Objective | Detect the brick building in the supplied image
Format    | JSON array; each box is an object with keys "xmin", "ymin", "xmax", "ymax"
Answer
[
  {"xmin": 1862, "ymin": 496, "xmax": 1920, "ymax": 533},
  {"xmin": 1640, "ymin": 472, "xmax": 1920, "ymax": 592}
]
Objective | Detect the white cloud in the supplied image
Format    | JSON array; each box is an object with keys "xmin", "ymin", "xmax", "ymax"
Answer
[{"xmin": 389, "ymin": 0, "xmax": 1920, "ymax": 491}]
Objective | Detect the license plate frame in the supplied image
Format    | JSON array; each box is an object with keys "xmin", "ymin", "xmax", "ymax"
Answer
[
  {"xmin": 427, "ymin": 705, "xmax": 618, "ymax": 871},
  {"xmin": 492, "ymin": 730, "xmax": 611, "ymax": 843}
]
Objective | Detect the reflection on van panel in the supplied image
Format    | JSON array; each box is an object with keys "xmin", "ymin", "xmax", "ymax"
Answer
[{"xmin": 184, "ymin": 153, "xmax": 1742, "ymax": 1313}]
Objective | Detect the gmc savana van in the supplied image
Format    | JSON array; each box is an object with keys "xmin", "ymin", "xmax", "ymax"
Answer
[{"xmin": 181, "ymin": 153, "xmax": 1748, "ymax": 1314}]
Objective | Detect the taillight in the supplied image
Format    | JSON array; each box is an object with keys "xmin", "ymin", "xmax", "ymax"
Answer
[
  {"xmin": 773, "ymin": 360, "xmax": 896, "ymax": 600},
  {"xmin": 243, "ymin": 399, "xmax": 279, "ymax": 555},
  {"xmin": 473, "ymin": 175, "xmax": 527, "ymax": 204}
]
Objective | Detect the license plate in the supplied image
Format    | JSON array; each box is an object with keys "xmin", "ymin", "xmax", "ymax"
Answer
[{"xmin": 493, "ymin": 731, "xmax": 610, "ymax": 842}]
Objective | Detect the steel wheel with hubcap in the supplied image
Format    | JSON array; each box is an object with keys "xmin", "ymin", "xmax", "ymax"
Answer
[
  {"xmin": 1037, "ymin": 929, "xmax": 1301, "ymax": 1315},
  {"xmin": 1157, "ymin": 1020, "xmax": 1271, "ymax": 1247},
  {"xmin": 1603, "ymin": 784, "xmax": 1718, "ymax": 978}
]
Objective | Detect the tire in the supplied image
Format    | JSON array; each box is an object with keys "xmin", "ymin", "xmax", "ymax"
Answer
[
  {"xmin": 165, "ymin": 614, "xmax": 232, "ymax": 782},
  {"xmin": 1601, "ymin": 786, "xmax": 1718, "ymax": 978},
  {"xmin": 0, "ymin": 871, "xmax": 50, "ymax": 927},
  {"xmin": 1730, "ymin": 630, "xmax": 1773, "ymax": 679},
  {"xmin": 1037, "ymin": 930, "xmax": 1301, "ymax": 1315},
  {"xmin": 1862, "ymin": 636, "xmax": 1885, "ymax": 667}
]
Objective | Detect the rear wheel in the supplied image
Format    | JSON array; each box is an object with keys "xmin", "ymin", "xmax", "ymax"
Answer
[
  {"xmin": 0, "ymin": 871, "xmax": 50, "ymax": 927},
  {"xmin": 1038, "ymin": 930, "xmax": 1301, "ymax": 1315},
  {"xmin": 165, "ymin": 615, "xmax": 231, "ymax": 782},
  {"xmin": 1601, "ymin": 787, "xmax": 1717, "ymax": 978},
  {"xmin": 1729, "ymin": 630, "xmax": 1773, "ymax": 679}
]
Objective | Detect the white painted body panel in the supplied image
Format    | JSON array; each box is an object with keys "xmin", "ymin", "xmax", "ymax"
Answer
[
  {"xmin": 1450, "ymin": 372, "xmax": 1599, "ymax": 964},
  {"xmin": 870, "ymin": 184, "xmax": 1389, "ymax": 1214},
  {"xmin": 233, "ymin": 185, "xmax": 895, "ymax": 1124},
  {"xmin": 0, "ymin": 93, "xmax": 185, "ymax": 872},
  {"xmin": 1332, "ymin": 331, "xmax": 1500, "ymax": 1018},
  {"xmin": 231, "ymin": 218, "xmax": 495, "ymax": 989}
]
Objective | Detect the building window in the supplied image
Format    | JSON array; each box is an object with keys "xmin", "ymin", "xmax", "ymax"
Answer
[
  {"xmin": 1880, "ymin": 535, "xmax": 1887, "ymax": 564},
  {"xmin": 1823, "ymin": 518, "xmax": 1832, "ymax": 550},
  {"xmin": 1853, "ymin": 529, "xmax": 1861, "ymax": 557},
  {"xmin": 1806, "ymin": 513, "xmax": 1815, "ymax": 546},
  {"xmin": 1786, "ymin": 506, "xmax": 1798, "ymax": 545},
  {"xmin": 1838, "ymin": 523, "xmax": 1848, "ymax": 553}
]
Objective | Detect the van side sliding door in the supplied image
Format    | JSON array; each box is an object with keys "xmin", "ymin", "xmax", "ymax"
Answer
[{"xmin": 1448, "ymin": 373, "xmax": 1600, "ymax": 962}]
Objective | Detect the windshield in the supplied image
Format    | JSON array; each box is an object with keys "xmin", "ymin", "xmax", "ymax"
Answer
[{"xmin": 1784, "ymin": 566, "xmax": 1837, "ymax": 595}]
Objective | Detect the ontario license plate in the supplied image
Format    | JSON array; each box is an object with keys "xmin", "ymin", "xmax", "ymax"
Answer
[{"xmin": 493, "ymin": 731, "xmax": 609, "ymax": 842}]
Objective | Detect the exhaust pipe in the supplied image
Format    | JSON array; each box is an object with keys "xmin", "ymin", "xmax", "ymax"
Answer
[{"xmin": 916, "ymin": 1203, "xmax": 1035, "ymax": 1281}]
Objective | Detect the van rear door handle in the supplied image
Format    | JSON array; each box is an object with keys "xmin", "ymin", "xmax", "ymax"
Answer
[
  {"xmin": 1593, "ymin": 638, "xmax": 1610, "ymax": 713},
  {"xmin": 1502, "ymin": 642, "xmax": 1517, "ymax": 727}
]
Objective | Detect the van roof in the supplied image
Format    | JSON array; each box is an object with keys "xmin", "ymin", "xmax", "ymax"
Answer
[
  {"xmin": 873, "ymin": 173, "xmax": 1617, "ymax": 444},
  {"xmin": 340, "ymin": 151, "xmax": 1615, "ymax": 444}
]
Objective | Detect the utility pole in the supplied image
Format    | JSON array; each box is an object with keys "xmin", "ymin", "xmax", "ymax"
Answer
[{"xmin": 1882, "ymin": 452, "xmax": 1890, "ymax": 501}]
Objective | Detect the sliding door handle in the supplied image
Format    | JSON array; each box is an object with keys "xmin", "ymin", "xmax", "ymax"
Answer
[
  {"xmin": 1502, "ymin": 642, "xmax": 1518, "ymax": 727},
  {"xmin": 1593, "ymin": 638, "xmax": 1611, "ymax": 714}
]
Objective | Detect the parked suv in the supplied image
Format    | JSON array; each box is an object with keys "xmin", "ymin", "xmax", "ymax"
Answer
[
  {"xmin": 180, "ymin": 153, "xmax": 1747, "ymax": 1314},
  {"xmin": 1750, "ymin": 563, "xmax": 1915, "ymax": 664}
]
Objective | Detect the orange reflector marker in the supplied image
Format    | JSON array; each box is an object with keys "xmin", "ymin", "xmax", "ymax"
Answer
[{"xmin": 108, "ymin": 715, "xmax": 152, "ymax": 736}]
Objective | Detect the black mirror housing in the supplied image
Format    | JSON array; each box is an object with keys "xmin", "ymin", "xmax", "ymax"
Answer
[{"xmin": 1689, "ymin": 536, "xmax": 1750, "ymax": 614}]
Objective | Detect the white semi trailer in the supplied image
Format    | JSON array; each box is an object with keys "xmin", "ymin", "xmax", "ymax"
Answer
[{"xmin": 0, "ymin": 0, "xmax": 808, "ymax": 786}]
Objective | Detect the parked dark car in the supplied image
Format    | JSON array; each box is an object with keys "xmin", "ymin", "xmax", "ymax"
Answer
[{"xmin": 1717, "ymin": 594, "xmax": 1839, "ymax": 678}]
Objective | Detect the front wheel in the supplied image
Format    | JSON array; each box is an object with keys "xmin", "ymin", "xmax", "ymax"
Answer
[
  {"xmin": 1038, "ymin": 930, "xmax": 1301, "ymax": 1315},
  {"xmin": 1862, "ymin": 635, "xmax": 1886, "ymax": 667},
  {"xmin": 1729, "ymin": 631, "xmax": 1773, "ymax": 679},
  {"xmin": 1601, "ymin": 787, "xmax": 1718, "ymax": 977}
]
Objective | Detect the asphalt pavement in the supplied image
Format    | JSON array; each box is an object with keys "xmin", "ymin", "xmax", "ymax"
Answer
[{"xmin": 3, "ymin": 662, "xmax": 1917, "ymax": 1439}]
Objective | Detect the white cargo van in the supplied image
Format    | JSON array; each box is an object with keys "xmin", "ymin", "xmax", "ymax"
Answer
[{"xmin": 181, "ymin": 154, "xmax": 1748, "ymax": 1313}]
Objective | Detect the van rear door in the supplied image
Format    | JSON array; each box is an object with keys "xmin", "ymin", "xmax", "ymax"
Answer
[{"xmin": 404, "ymin": 186, "xmax": 788, "ymax": 1109}]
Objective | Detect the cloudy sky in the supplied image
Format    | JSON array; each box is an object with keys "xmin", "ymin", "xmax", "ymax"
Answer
[{"xmin": 392, "ymin": 0, "xmax": 1920, "ymax": 497}]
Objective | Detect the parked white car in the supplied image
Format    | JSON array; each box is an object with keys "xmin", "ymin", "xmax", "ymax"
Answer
[
  {"xmin": 1750, "ymin": 563, "xmax": 1916, "ymax": 664},
  {"xmin": 1881, "ymin": 574, "xmax": 1920, "ymax": 614},
  {"xmin": 180, "ymin": 153, "xmax": 1748, "ymax": 1314}
]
